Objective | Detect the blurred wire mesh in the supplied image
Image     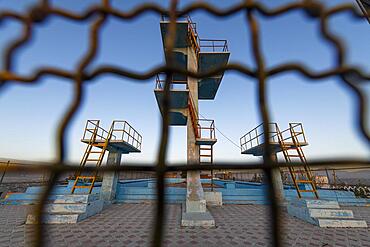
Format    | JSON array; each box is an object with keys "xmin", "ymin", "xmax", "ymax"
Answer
[{"xmin": 0, "ymin": 0, "xmax": 370, "ymax": 246}]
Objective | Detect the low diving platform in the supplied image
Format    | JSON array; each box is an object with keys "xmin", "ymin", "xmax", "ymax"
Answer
[
  {"xmin": 240, "ymin": 123, "xmax": 308, "ymax": 156},
  {"xmin": 81, "ymin": 120, "xmax": 142, "ymax": 154}
]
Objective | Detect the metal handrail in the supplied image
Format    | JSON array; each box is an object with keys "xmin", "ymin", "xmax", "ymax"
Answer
[
  {"xmin": 82, "ymin": 120, "xmax": 117, "ymax": 141},
  {"xmin": 111, "ymin": 120, "xmax": 142, "ymax": 151},
  {"xmin": 240, "ymin": 123, "xmax": 307, "ymax": 153},
  {"xmin": 199, "ymin": 39, "xmax": 229, "ymax": 52},
  {"xmin": 155, "ymin": 73, "xmax": 188, "ymax": 90},
  {"xmin": 197, "ymin": 119, "xmax": 216, "ymax": 139}
]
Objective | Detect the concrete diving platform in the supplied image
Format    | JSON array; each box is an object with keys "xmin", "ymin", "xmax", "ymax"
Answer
[
  {"xmin": 196, "ymin": 119, "xmax": 217, "ymax": 146},
  {"xmin": 241, "ymin": 141, "xmax": 308, "ymax": 156},
  {"xmin": 196, "ymin": 138, "xmax": 217, "ymax": 146},
  {"xmin": 160, "ymin": 16, "xmax": 198, "ymax": 71},
  {"xmin": 154, "ymin": 73, "xmax": 189, "ymax": 126},
  {"xmin": 154, "ymin": 89, "xmax": 189, "ymax": 109},
  {"xmin": 160, "ymin": 21, "xmax": 195, "ymax": 49},
  {"xmin": 240, "ymin": 122, "xmax": 307, "ymax": 156},
  {"xmin": 81, "ymin": 120, "xmax": 142, "ymax": 154},
  {"xmin": 198, "ymin": 50, "xmax": 230, "ymax": 100}
]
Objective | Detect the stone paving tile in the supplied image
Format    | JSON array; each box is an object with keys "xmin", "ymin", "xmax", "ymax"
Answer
[{"xmin": 0, "ymin": 204, "xmax": 369, "ymax": 247}]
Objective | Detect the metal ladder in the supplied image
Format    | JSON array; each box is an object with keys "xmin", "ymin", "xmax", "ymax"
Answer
[
  {"xmin": 199, "ymin": 144, "xmax": 214, "ymax": 191},
  {"xmin": 71, "ymin": 121, "xmax": 113, "ymax": 194},
  {"xmin": 276, "ymin": 123, "xmax": 319, "ymax": 199},
  {"xmin": 188, "ymin": 95, "xmax": 215, "ymax": 190}
]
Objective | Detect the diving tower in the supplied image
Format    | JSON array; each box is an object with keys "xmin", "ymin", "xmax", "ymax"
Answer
[
  {"xmin": 240, "ymin": 123, "xmax": 318, "ymax": 200},
  {"xmin": 155, "ymin": 15, "xmax": 229, "ymax": 226}
]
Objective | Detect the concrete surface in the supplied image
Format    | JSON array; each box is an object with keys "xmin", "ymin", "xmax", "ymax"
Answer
[
  {"xmin": 204, "ymin": 191, "xmax": 222, "ymax": 206},
  {"xmin": 26, "ymin": 194, "xmax": 103, "ymax": 224},
  {"xmin": 0, "ymin": 203, "xmax": 369, "ymax": 246},
  {"xmin": 100, "ymin": 150, "xmax": 122, "ymax": 204},
  {"xmin": 181, "ymin": 204, "xmax": 215, "ymax": 227},
  {"xmin": 287, "ymin": 199, "xmax": 368, "ymax": 228}
]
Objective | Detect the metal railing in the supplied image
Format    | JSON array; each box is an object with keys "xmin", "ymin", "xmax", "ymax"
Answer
[
  {"xmin": 0, "ymin": 1, "xmax": 369, "ymax": 247},
  {"xmin": 111, "ymin": 120, "xmax": 143, "ymax": 151},
  {"xmin": 155, "ymin": 73, "xmax": 188, "ymax": 90},
  {"xmin": 82, "ymin": 120, "xmax": 117, "ymax": 142},
  {"xmin": 240, "ymin": 123, "xmax": 307, "ymax": 153},
  {"xmin": 197, "ymin": 119, "xmax": 216, "ymax": 140},
  {"xmin": 161, "ymin": 14, "xmax": 200, "ymax": 55},
  {"xmin": 199, "ymin": 39, "xmax": 229, "ymax": 52}
]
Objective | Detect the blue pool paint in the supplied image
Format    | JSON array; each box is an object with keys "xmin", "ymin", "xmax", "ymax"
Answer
[{"xmin": 2, "ymin": 179, "xmax": 369, "ymax": 206}]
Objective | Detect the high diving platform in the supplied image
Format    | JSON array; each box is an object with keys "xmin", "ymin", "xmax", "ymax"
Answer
[
  {"xmin": 198, "ymin": 39, "xmax": 230, "ymax": 100},
  {"xmin": 154, "ymin": 73, "xmax": 189, "ymax": 126},
  {"xmin": 159, "ymin": 15, "xmax": 230, "ymax": 101}
]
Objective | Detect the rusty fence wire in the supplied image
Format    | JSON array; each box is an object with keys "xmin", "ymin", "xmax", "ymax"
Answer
[{"xmin": 0, "ymin": 0, "xmax": 370, "ymax": 246}]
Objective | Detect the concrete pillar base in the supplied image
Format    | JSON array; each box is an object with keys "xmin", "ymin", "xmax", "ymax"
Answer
[
  {"xmin": 181, "ymin": 204, "xmax": 215, "ymax": 227},
  {"xmin": 186, "ymin": 198, "xmax": 206, "ymax": 213},
  {"xmin": 100, "ymin": 151, "xmax": 122, "ymax": 203}
]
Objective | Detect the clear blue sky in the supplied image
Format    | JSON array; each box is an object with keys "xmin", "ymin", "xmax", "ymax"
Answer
[{"xmin": 0, "ymin": 0, "xmax": 369, "ymax": 164}]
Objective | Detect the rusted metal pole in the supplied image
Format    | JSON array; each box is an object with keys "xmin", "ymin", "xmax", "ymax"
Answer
[{"xmin": 0, "ymin": 161, "xmax": 10, "ymax": 184}]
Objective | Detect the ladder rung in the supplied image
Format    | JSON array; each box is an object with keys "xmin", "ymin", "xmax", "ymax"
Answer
[
  {"xmin": 200, "ymin": 147, "xmax": 212, "ymax": 150},
  {"xmin": 296, "ymin": 180, "xmax": 313, "ymax": 183},
  {"xmin": 86, "ymin": 159, "xmax": 100, "ymax": 161},
  {"xmin": 287, "ymin": 155, "xmax": 301, "ymax": 157},
  {"xmin": 200, "ymin": 155, "xmax": 212, "ymax": 157},
  {"xmin": 74, "ymin": 185, "xmax": 93, "ymax": 189},
  {"xmin": 76, "ymin": 176, "xmax": 95, "ymax": 179},
  {"xmin": 290, "ymin": 170, "xmax": 305, "ymax": 173},
  {"xmin": 90, "ymin": 151, "xmax": 103, "ymax": 154},
  {"xmin": 92, "ymin": 143, "xmax": 105, "ymax": 147},
  {"xmin": 281, "ymin": 144, "xmax": 294, "ymax": 148},
  {"xmin": 298, "ymin": 189, "xmax": 315, "ymax": 192}
]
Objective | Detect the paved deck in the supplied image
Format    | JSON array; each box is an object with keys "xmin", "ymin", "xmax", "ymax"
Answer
[{"xmin": 0, "ymin": 204, "xmax": 369, "ymax": 247}]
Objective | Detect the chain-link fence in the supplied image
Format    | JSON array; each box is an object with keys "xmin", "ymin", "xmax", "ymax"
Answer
[{"xmin": 0, "ymin": 0, "xmax": 370, "ymax": 246}]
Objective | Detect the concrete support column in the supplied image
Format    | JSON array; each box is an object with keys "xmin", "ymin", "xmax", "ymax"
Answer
[
  {"xmin": 266, "ymin": 152, "xmax": 285, "ymax": 203},
  {"xmin": 186, "ymin": 45, "xmax": 206, "ymax": 213},
  {"xmin": 100, "ymin": 150, "xmax": 122, "ymax": 204}
]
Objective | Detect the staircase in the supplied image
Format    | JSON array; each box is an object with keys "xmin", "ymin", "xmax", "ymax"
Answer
[
  {"xmin": 287, "ymin": 199, "xmax": 368, "ymax": 228},
  {"xmin": 71, "ymin": 120, "xmax": 114, "ymax": 194},
  {"xmin": 276, "ymin": 123, "xmax": 318, "ymax": 199},
  {"xmin": 26, "ymin": 194, "xmax": 103, "ymax": 224}
]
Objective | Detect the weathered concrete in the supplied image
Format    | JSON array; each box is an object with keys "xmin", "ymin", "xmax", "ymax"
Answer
[
  {"xmin": 266, "ymin": 152, "xmax": 285, "ymax": 203},
  {"xmin": 186, "ymin": 45, "xmax": 206, "ymax": 214},
  {"xmin": 204, "ymin": 191, "xmax": 222, "ymax": 206},
  {"xmin": 181, "ymin": 204, "xmax": 215, "ymax": 227},
  {"xmin": 26, "ymin": 194, "xmax": 103, "ymax": 224},
  {"xmin": 2, "ymin": 204, "xmax": 370, "ymax": 246},
  {"xmin": 100, "ymin": 150, "xmax": 122, "ymax": 204},
  {"xmin": 287, "ymin": 199, "xmax": 368, "ymax": 228}
]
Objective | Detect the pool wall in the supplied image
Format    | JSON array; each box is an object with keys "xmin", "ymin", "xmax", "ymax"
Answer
[{"xmin": 2, "ymin": 179, "xmax": 369, "ymax": 206}]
